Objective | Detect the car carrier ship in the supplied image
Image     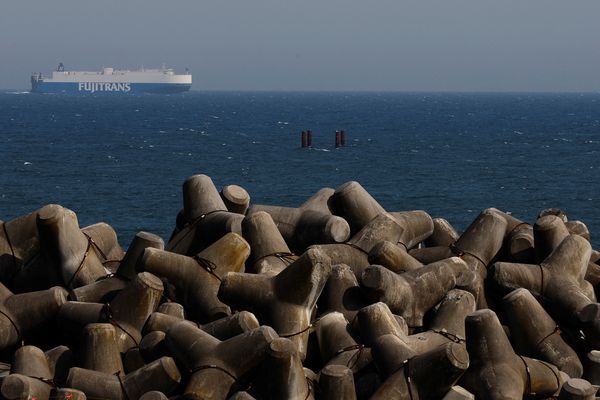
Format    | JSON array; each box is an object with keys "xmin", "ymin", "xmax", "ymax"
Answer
[{"xmin": 31, "ymin": 63, "xmax": 192, "ymax": 94}]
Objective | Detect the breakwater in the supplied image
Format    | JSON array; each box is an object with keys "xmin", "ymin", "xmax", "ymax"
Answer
[{"xmin": 0, "ymin": 173, "xmax": 599, "ymax": 399}]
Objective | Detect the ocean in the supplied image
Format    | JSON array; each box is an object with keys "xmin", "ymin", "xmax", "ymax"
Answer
[{"xmin": 1, "ymin": 91, "xmax": 598, "ymax": 248}]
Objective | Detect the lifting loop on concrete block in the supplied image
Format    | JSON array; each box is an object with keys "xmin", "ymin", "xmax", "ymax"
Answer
[
  {"xmin": 190, "ymin": 364, "xmax": 239, "ymax": 383},
  {"xmin": 537, "ymin": 359, "xmax": 562, "ymax": 395},
  {"xmin": 83, "ymin": 232, "xmax": 109, "ymax": 261},
  {"xmin": 115, "ymin": 371, "xmax": 131, "ymax": 400},
  {"xmin": 449, "ymin": 243, "xmax": 487, "ymax": 268},
  {"xmin": 538, "ymin": 264, "xmax": 546, "ymax": 298},
  {"xmin": 518, "ymin": 355, "xmax": 533, "ymax": 397},
  {"xmin": 332, "ymin": 343, "xmax": 366, "ymax": 369},
  {"xmin": 536, "ymin": 325, "xmax": 561, "ymax": 348},
  {"xmin": 431, "ymin": 328, "xmax": 465, "ymax": 344},
  {"xmin": 168, "ymin": 210, "xmax": 224, "ymax": 251},
  {"xmin": 68, "ymin": 232, "xmax": 112, "ymax": 288},
  {"xmin": 402, "ymin": 358, "xmax": 416, "ymax": 400},
  {"xmin": 31, "ymin": 376, "xmax": 58, "ymax": 387},
  {"xmin": 252, "ymin": 252, "xmax": 297, "ymax": 267},
  {"xmin": 280, "ymin": 315, "xmax": 322, "ymax": 339},
  {"xmin": 397, "ymin": 240, "xmax": 408, "ymax": 251},
  {"xmin": 304, "ymin": 376, "xmax": 316, "ymax": 400},
  {"xmin": 104, "ymin": 303, "xmax": 140, "ymax": 350},
  {"xmin": 192, "ymin": 256, "xmax": 222, "ymax": 282}
]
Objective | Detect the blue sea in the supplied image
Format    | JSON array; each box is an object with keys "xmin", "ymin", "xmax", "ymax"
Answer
[{"xmin": 1, "ymin": 91, "xmax": 599, "ymax": 248}]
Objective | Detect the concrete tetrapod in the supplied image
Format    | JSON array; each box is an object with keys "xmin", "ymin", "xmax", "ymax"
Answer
[
  {"xmin": 357, "ymin": 289, "xmax": 474, "ymax": 355},
  {"xmin": 0, "ymin": 283, "xmax": 68, "ymax": 351},
  {"xmin": 370, "ymin": 336, "xmax": 469, "ymax": 400},
  {"xmin": 355, "ymin": 302, "xmax": 409, "ymax": 347},
  {"xmin": 532, "ymin": 216, "xmax": 598, "ymax": 298},
  {"xmin": 1, "ymin": 345, "xmax": 54, "ymax": 400},
  {"xmin": 0, "ymin": 209, "xmax": 41, "ymax": 284},
  {"xmin": 166, "ymin": 174, "xmax": 244, "ymax": 255},
  {"xmin": 424, "ymin": 217, "xmax": 460, "ymax": 248},
  {"xmin": 300, "ymin": 187, "xmax": 336, "ymax": 214},
  {"xmin": 318, "ymin": 264, "xmax": 368, "ymax": 323},
  {"xmin": 80, "ymin": 323, "xmax": 124, "ymax": 375},
  {"xmin": 558, "ymin": 378, "xmax": 596, "ymax": 400},
  {"xmin": 461, "ymin": 309, "xmax": 563, "ymax": 399},
  {"xmin": 484, "ymin": 208, "xmax": 534, "ymax": 264},
  {"xmin": 80, "ymin": 222, "xmax": 124, "ymax": 267},
  {"xmin": 104, "ymin": 272, "xmax": 164, "ymax": 353},
  {"xmin": 247, "ymin": 204, "xmax": 350, "ymax": 254},
  {"xmin": 490, "ymin": 235, "xmax": 600, "ymax": 346},
  {"xmin": 502, "ymin": 288, "xmax": 583, "ymax": 378},
  {"xmin": 157, "ymin": 302, "xmax": 185, "ymax": 319},
  {"xmin": 327, "ymin": 181, "xmax": 387, "ymax": 235},
  {"xmin": 218, "ymin": 247, "xmax": 332, "ymax": 360},
  {"xmin": 144, "ymin": 311, "xmax": 260, "ymax": 341},
  {"xmin": 66, "ymin": 356, "xmax": 181, "ymax": 400},
  {"xmin": 220, "ymin": 184, "xmax": 250, "ymax": 215},
  {"xmin": 70, "ymin": 231, "xmax": 166, "ymax": 304},
  {"xmin": 583, "ymin": 350, "xmax": 600, "ymax": 384},
  {"xmin": 368, "ymin": 240, "xmax": 423, "ymax": 274},
  {"xmin": 403, "ymin": 289, "xmax": 475, "ymax": 355},
  {"xmin": 141, "ymin": 232, "xmax": 250, "ymax": 322},
  {"xmin": 165, "ymin": 321, "xmax": 277, "ymax": 400},
  {"xmin": 319, "ymin": 364, "xmax": 357, "ymax": 400},
  {"xmin": 407, "ymin": 208, "xmax": 514, "ymax": 269},
  {"xmin": 36, "ymin": 204, "xmax": 109, "ymax": 289},
  {"xmin": 242, "ymin": 211, "xmax": 297, "ymax": 276},
  {"xmin": 139, "ymin": 331, "xmax": 170, "ymax": 364},
  {"xmin": 315, "ymin": 312, "xmax": 372, "ymax": 374},
  {"xmin": 45, "ymin": 345, "xmax": 74, "ymax": 385},
  {"xmin": 534, "ymin": 215, "xmax": 571, "ymax": 264},
  {"xmin": 388, "ymin": 210, "xmax": 434, "ymax": 250},
  {"xmin": 56, "ymin": 302, "xmax": 109, "ymax": 345},
  {"xmin": 360, "ymin": 257, "xmax": 467, "ymax": 328},
  {"xmin": 253, "ymin": 337, "xmax": 314, "ymax": 400},
  {"xmin": 451, "ymin": 208, "xmax": 508, "ymax": 278},
  {"xmin": 566, "ymin": 220, "xmax": 591, "ymax": 241},
  {"xmin": 12, "ymin": 218, "xmax": 123, "ymax": 294},
  {"xmin": 312, "ymin": 213, "xmax": 411, "ymax": 280}
]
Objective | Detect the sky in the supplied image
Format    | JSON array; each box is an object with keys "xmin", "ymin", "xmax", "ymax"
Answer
[{"xmin": 1, "ymin": 0, "xmax": 600, "ymax": 91}]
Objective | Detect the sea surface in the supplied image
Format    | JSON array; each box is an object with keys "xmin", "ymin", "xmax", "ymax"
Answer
[{"xmin": 1, "ymin": 91, "xmax": 599, "ymax": 248}]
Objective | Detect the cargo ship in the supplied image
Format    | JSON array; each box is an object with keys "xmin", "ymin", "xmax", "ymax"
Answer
[{"xmin": 30, "ymin": 63, "xmax": 192, "ymax": 94}]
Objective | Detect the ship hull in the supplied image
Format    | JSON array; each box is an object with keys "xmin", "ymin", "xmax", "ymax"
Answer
[{"xmin": 30, "ymin": 81, "xmax": 191, "ymax": 94}]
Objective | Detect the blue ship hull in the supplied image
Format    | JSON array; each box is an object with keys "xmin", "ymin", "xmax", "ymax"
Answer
[{"xmin": 30, "ymin": 81, "xmax": 191, "ymax": 94}]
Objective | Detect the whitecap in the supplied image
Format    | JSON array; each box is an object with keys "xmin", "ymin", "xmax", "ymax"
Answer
[{"xmin": 23, "ymin": 161, "xmax": 32, "ymax": 165}]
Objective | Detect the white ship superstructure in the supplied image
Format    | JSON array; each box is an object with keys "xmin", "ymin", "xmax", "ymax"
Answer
[{"xmin": 31, "ymin": 63, "xmax": 192, "ymax": 94}]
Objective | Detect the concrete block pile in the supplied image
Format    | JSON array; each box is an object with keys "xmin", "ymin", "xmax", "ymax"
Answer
[{"xmin": 1, "ymin": 173, "xmax": 599, "ymax": 399}]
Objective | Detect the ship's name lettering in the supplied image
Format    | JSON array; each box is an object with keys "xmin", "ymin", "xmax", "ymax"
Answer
[{"xmin": 78, "ymin": 82, "xmax": 131, "ymax": 93}]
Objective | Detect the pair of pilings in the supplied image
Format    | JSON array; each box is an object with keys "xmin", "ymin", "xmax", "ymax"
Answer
[{"xmin": 300, "ymin": 130, "xmax": 346, "ymax": 148}]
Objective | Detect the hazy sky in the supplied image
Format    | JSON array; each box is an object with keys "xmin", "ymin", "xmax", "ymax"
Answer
[{"xmin": 2, "ymin": 0, "xmax": 600, "ymax": 91}]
